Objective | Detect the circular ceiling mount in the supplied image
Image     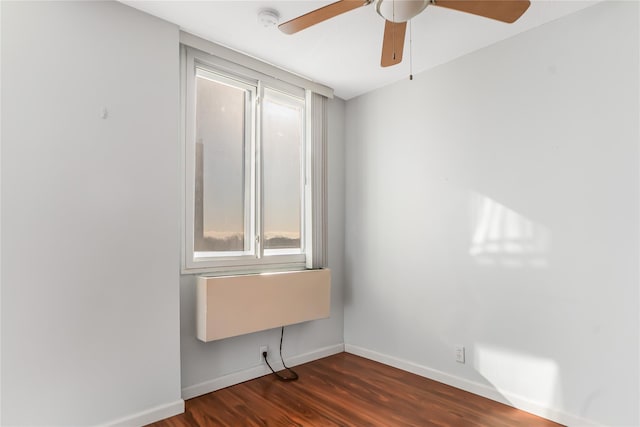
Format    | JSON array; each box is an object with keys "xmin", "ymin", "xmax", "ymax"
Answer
[
  {"xmin": 258, "ymin": 9, "xmax": 280, "ymax": 28},
  {"xmin": 375, "ymin": 0, "xmax": 430, "ymax": 22}
]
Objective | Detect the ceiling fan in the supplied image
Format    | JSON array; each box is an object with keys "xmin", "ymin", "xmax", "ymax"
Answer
[{"xmin": 279, "ymin": 0, "xmax": 531, "ymax": 67}]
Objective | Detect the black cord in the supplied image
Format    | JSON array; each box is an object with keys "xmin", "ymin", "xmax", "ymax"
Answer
[{"xmin": 263, "ymin": 326, "xmax": 299, "ymax": 382}]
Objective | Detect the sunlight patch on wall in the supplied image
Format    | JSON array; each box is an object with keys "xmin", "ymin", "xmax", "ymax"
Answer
[
  {"xmin": 474, "ymin": 343, "xmax": 563, "ymax": 416},
  {"xmin": 469, "ymin": 194, "xmax": 551, "ymax": 268}
]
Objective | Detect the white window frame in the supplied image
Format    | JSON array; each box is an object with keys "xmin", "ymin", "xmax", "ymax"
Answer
[
  {"xmin": 181, "ymin": 43, "xmax": 328, "ymax": 275},
  {"xmin": 193, "ymin": 67, "xmax": 257, "ymax": 260}
]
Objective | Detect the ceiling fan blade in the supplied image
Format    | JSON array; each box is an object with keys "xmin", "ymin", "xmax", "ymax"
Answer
[
  {"xmin": 381, "ymin": 20, "xmax": 407, "ymax": 67},
  {"xmin": 433, "ymin": 0, "xmax": 530, "ymax": 23},
  {"xmin": 279, "ymin": 0, "xmax": 370, "ymax": 35}
]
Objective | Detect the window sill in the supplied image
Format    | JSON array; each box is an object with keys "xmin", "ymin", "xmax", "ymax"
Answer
[{"xmin": 181, "ymin": 261, "xmax": 308, "ymax": 277}]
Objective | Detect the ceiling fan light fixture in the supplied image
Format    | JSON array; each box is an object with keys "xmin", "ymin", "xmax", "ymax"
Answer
[{"xmin": 376, "ymin": 0, "xmax": 430, "ymax": 22}]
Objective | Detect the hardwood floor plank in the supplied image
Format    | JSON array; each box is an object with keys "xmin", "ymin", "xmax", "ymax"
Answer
[{"xmin": 148, "ymin": 353, "xmax": 563, "ymax": 427}]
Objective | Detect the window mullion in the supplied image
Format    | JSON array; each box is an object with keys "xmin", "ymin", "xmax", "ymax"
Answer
[
  {"xmin": 245, "ymin": 86, "xmax": 257, "ymax": 258},
  {"xmin": 255, "ymin": 82, "xmax": 265, "ymax": 259}
]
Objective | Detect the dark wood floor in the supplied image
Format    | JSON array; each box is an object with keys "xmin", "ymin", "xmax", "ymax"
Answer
[{"xmin": 150, "ymin": 352, "xmax": 563, "ymax": 426}]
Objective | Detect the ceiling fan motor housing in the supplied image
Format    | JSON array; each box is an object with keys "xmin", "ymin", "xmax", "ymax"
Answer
[{"xmin": 376, "ymin": 0, "xmax": 430, "ymax": 23}]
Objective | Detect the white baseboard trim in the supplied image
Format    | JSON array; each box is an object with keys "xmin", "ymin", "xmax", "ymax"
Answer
[
  {"xmin": 182, "ymin": 343, "xmax": 345, "ymax": 400},
  {"xmin": 345, "ymin": 344, "xmax": 604, "ymax": 427},
  {"xmin": 100, "ymin": 399, "xmax": 185, "ymax": 427},
  {"xmin": 286, "ymin": 343, "xmax": 345, "ymax": 367},
  {"xmin": 182, "ymin": 363, "xmax": 270, "ymax": 401}
]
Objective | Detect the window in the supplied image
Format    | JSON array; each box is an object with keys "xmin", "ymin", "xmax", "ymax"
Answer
[
  {"xmin": 182, "ymin": 45, "xmax": 327, "ymax": 274},
  {"xmin": 261, "ymin": 89, "xmax": 305, "ymax": 252}
]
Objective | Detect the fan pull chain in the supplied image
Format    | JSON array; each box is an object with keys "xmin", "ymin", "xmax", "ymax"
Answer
[
  {"xmin": 392, "ymin": 0, "xmax": 396, "ymax": 60},
  {"xmin": 409, "ymin": 19, "xmax": 413, "ymax": 80}
]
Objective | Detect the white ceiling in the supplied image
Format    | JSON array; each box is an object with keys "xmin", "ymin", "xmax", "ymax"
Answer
[{"xmin": 121, "ymin": 0, "xmax": 599, "ymax": 99}]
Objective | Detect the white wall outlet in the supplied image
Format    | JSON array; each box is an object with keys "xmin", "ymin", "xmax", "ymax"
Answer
[
  {"xmin": 259, "ymin": 345, "xmax": 268, "ymax": 363},
  {"xmin": 455, "ymin": 345, "xmax": 465, "ymax": 364}
]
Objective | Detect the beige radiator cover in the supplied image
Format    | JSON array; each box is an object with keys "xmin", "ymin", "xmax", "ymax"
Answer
[{"xmin": 197, "ymin": 269, "xmax": 331, "ymax": 342}]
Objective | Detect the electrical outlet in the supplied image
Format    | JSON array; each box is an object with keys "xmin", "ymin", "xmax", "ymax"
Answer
[
  {"xmin": 259, "ymin": 345, "xmax": 268, "ymax": 363},
  {"xmin": 455, "ymin": 345, "xmax": 465, "ymax": 364}
]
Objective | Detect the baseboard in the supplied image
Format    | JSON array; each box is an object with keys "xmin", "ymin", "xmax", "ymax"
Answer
[
  {"xmin": 344, "ymin": 344, "xmax": 604, "ymax": 427},
  {"xmin": 182, "ymin": 363, "xmax": 270, "ymax": 401},
  {"xmin": 100, "ymin": 399, "xmax": 185, "ymax": 427},
  {"xmin": 286, "ymin": 343, "xmax": 345, "ymax": 367},
  {"xmin": 182, "ymin": 343, "xmax": 344, "ymax": 400}
]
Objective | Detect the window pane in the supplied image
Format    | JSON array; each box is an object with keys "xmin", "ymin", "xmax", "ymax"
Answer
[
  {"xmin": 194, "ymin": 74, "xmax": 250, "ymax": 253},
  {"xmin": 262, "ymin": 89, "xmax": 304, "ymax": 250}
]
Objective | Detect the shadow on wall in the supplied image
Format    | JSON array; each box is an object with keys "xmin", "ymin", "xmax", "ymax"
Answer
[{"xmin": 469, "ymin": 193, "xmax": 551, "ymax": 268}]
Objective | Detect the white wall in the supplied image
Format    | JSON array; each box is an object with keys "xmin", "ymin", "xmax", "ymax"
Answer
[
  {"xmin": 180, "ymin": 97, "xmax": 346, "ymax": 397},
  {"xmin": 1, "ymin": 2, "xmax": 182, "ymax": 425},
  {"xmin": 1, "ymin": 1, "xmax": 346, "ymax": 422},
  {"xmin": 344, "ymin": 2, "xmax": 639, "ymax": 426}
]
